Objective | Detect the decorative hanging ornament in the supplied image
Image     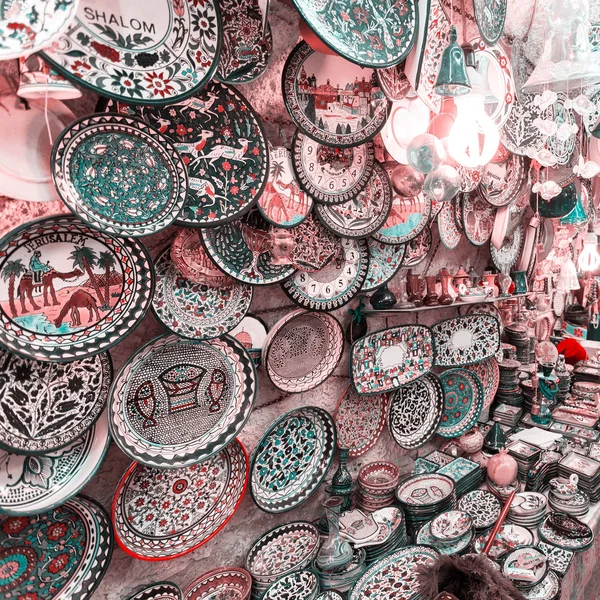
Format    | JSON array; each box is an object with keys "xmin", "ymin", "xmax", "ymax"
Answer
[
  {"xmin": 434, "ymin": 26, "xmax": 471, "ymax": 97},
  {"xmin": 573, "ymin": 155, "xmax": 600, "ymax": 178},
  {"xmin": 423, "ymin": 166, "xmax": 461, "ymax": 203},
  {"xmin": 407, "ymin": 134, "xmax": 446, "ymax": 173},
  {"xmin": 531, "ymin": 181, "xmax": 563, "ymax": 201}
]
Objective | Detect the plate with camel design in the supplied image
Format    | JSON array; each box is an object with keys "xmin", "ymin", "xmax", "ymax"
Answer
[{"xmin": 0, "ymin": 215, "xmax": 154, "ymax": 361}]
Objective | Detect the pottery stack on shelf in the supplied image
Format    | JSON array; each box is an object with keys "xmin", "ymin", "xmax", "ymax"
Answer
[{"xmin": 355, "ymin": 461, "xmax": 401, "ymax": 512}]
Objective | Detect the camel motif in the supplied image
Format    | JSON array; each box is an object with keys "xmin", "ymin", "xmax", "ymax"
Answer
[
  {"xmin": 17, "ymin": 268, "xmax": 83, "ymax": 313},
  {"xmin": 54, "ymin": 290, "xmax": 100, "ymax": 328}
]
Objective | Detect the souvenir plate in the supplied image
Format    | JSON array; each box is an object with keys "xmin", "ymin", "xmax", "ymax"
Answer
[
  {"xmin": 351, "ymin": 324, "xmax": 435, "ymax": 395},
  {"xmin": 259, "ymin": 146, "xmax": 313, "ymax": 228},
  {"xmin": 127, "ymin": 582, "xmax": 182, "ymax": 600},
  {"xmin": 361, "ymin": 240, "xmax": 405, "ymax": 292},
  {"xmin": 502, "ymin": 546, "xmax": 548, "ymax": 587},
  {"xmin": 250, "ymin": 406, "xmax": 336, "ymax": 513},
  {"xmin": 417, "ymin": 521, "xmax": 472, "ymax": 554},
  {"xmin": 523, "ymin": 571, "xmax": 561, "ymax": 600},
  {"xmin": 291, "ymin": 0, "xmax": 417, "ymax": 68},
  {"xmin": 0, "ymin": 411, "xmax": 109, "ymax": 515},
  {"xmin": 388, "ymin": 372, "xmax": 444, "ymax": 449},
  {"xmin": 226, "ymin": 24, "xmax": 272, "ymax": 84},
  {"xmin": 438, "ymin": 200, "xmax": 462, "ymax": 250},
  {"xmin": 41, "ymin": 0, "xmax": 221, "ymax": 105},
  {"xmin": 490, "ymin": 223, "xmax": 524, "ymax": 273},
  {"xmin": 335, "ymin": 386, "xmax": 389, "ymax": 458},
  {"xmin": 152, "ymin": 247, "xmax": 252, "ymax": 340},
  {"xmin": 465, "ymin": 357, "xmax": 500, "ymax": 410},
  {"xmin": 228, "ymin": 314, "xmax": 268, "ymax": 366},
  {"xmin": 463, "ymin": 192, "xmax": 496, "ymax": 246},
  {"xmin": 457, "ymin": 489, "xmax": 501, "ymax": 529},
  {"xmin": 52, "ymin": 114, "xmax": 187, "ymax": 237},
  {"xmin": 473, "ymin": 524, "xmax": 534, "ymax": 559},
  {"xmin": 479, "ymin": 152, "xmax": 526, "ymax": 208},
  {"xmin": 0, "ymin": 495, "xmax": 112, "ymax": 599},
  {"xmin": 263, "ymin": 570, "xmax": 319, "ymax": 600},
  {"xmin": 113, "ymin": 439, "xmax": 247, "ymax": 560},
  {"xmin": 437, "ymin": 369, "xmax": 484, "ymax": 438},
  {"xmin": 0, "ymin": 349, "xmax": 111, "ymax": 454},
  {"xmin": 201, "ymin": 211, "xmax": 296, "ymax": 285},
  {"xmin": 315, "ymin": 162, "xmax": 392, "ymax": 238},
  {"xmin": 473, "ymin": 0, "xmax": 506, "ymax": 46},
  {"xmin": 292, "ymin": 132, "xmax": 374, "ymax": 204},
  {"xmin": 109, "ymin": 334, "xmax": 256, "ymax": 468},
  {"xmin": 404, "ymin": 227, "xmax": 432, "ymax": 266},
  {"xmin": 183, "ymin": 568, "xmax": 251, "ymax": 600},
  {"xmin": 289, "ymin": 213, "xmax": 341, "ymax": 271},
  {"xmin": 396, "ymin": 473, "xmax": 455, "ymax": 505},
  {"xmin": 282, "ymin": 238, "xmax": 368, "ymax": 311},
  {"xmin": 373, "ymin": 190, "xmax": 431, "ymax": 245},
  {"xmin": 536, "ymin": 542, "xmax": 574, "ymax": 577},
  {"xmin": 265, "ymin": 311, "xmax": 344, "ymax": 393},
  {"xmin": 283, "ymin": 42, "xmax": 389, "ymax": 147},
  {"xmin": 501, "ymin": 94, "xmax": 548, "ymax": 157},
  {"xmin": 433, "ymin": 315, "xmax": 501, "ymax": 366},
  {"xmin": 376, "ymin": 65, "xmax": 411, "ymax": 101}
]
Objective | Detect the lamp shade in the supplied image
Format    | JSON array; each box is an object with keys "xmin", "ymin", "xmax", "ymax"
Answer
[{"xmin": 435, "ymin": 26, "xmax": 471, "ymax": 97}]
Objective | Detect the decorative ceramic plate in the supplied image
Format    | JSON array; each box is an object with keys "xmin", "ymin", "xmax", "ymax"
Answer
[
  {"xmin": 292, "ymin": 0, "xmax": 416, "ymax": 68},
  {"xmin": 183, "ymin": 568, "xmax": 251, "ymax": 600},
  {"xmin": 479, "ymin": 152, "xmax": 526, "ymax": 208},
  {"xmin": 109, "ymin": 334, "xmax": 256, "ymax": 468},
  {"xmin": 0, "ymin": 0, "xmax": 78, "ymax": 60},
  {"xmin": 113, "ymin": 439, "xmax": 247, "ymax": 560},
  {"xmin": 201, "ymin": 211, "xmax": 296, "ymax": 285},
  {"xmin": 361, "ymin": 240, "xmax": 405, "ymax": 292},
  {"xmin": 430, "ymin": 510, "xmax": 472, "ymax": 541},
  {"xmin": 404, "ymin": 227, "xmax": 432, "ymax": 266},
  {"xmin": 523, "ymin": 571, "xmax": 561, "ymax": 600},
  {"xmin": 502, "ymin": 545, "xmax": 549, "ymax": 588},
  {"xmin": 373, "ymin": 190, "xmax": 431, "ymax": 244},
  {"xmin": 438, "ymin": 200, "xmax": 462, "ymax": 250},
  {"xmin": 437, "ymin": 369, "xmax": 484, "ymax": 438},
  {"xmin": 473, "ymin": 0, "xmax": 506, "ymax": 46},
  {"xmin": 0, "ymin": 495, "xmax": 112, "ymax": 599},
  {"xmin": 152, "ymin": 247, "xmax": 252, "ymax": 340},
  {"xmin": 0, "ymin": 349, "xmax": 111, "ymax": 454},
  {"xmin": 52, "ymin": 114, "xmax": 187, "ymax": 237},
  {"xmin": 250, "ymin": 406, "xmax": 336, "ymax": 513},
  {"xmin": 463, "ymin": 192, "xmax": 496, "ymax": 246},
  {"xmin": 0, "ymin": 411, "xmax": 109, "ymax": 515},
  {"xmin": 416, "ymin": 520, "xmax": 473, "ymax": 554},
  {"xmin": 282, "ymin": 238, "xmax": 368, "ymax": 311},
  {"xmin": 457, "ymin": 489, "xmax": 501, "ymax": 529},
  {"xmin": 41, "ymin": 0, "xmax": 221, "ymax": 105},
  {"xmin": 0, "ymin": 216, "xmax": 153, "ymax": 362},
  {"xmin": 265, "ymin": 311, "xmax": 344, "ymax": 393},
  {"xmin": 433, "ymin": 315, "xmax": 501, "ymax": 367},
  {"xmin": 500, "ymin": 94, "xmax": 548, "ymax": 157},
  {"xmin": 317, "ymin": 592, "xmax": 344, "ymax": 600},
  {"xmin": 465, "ymin": 357, "xmax": 500, "ymax": 410},
  {"xmin": 126, "ymin": 582, "xmax": 182, "ymax": 600},
  {"xmin": 473, "ymin": 524, "xmax": 535, "ymax": 559},
  {"xmin": 537, "ymin": 514, "xmax": 594, "ymax": 551},
  {"xmin": 227, "ymin": 24, "xmax": 272, "ymax": 84},
  {"xmin": 259, "ymin": 146, "xmax": 313, "ymax": 228},
  {"xmin": 104, "ymin": 82, "xmax": 269, "ymax": 227},
  {"xmin": 351, "ymin": 324, "xmax": 435, "ymax": 395},
  {"xmin": 349, "ymin": 545, "xmax": 439, "ymax": 600},
  {"xmin": 335, "ymin": 386, "xmax": 389, "ymax": 458},
  {"xmin": 388, "ymin": 372, "xmax": 444, "ymax": 449},
  {"xmin": 396, "ymin": 473, "xmax": 455, "ymax": 505},
  {"xmin": 490, "ymin": 223, "xmax": 524, "ymax": 273},
  {"xmin": 288, "ymin": 213, "xmax": 341, "ymax": 271},
  {"xmin": 228, "ymin": 314, "xmax": 268, "ymax": 366},
  {"xmin": 263, "ymin": 570, "xmax": 319, "ymax": 600},
  {"xmin": 292, "ymin": 132, "xmax": 374, "ymax": 204},
  {"xmin": 315, "ymin": 162, "xmax": 392, "ymax": 238},
  {"xmin": 545, "ymin": 94, "xmax": 577, "ymax": 166},
  {"xmin": 376, "ymin": 65, "xmax": 411, "ymax": 101},
  {"xmin": 283, "ymin": 42, "xmax": 389, "ymax": 147}
]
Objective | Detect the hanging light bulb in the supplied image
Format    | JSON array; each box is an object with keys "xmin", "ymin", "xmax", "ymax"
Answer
[{"xmin": 578, "ymin": 227, "xmax": 600, "ymax": 272}]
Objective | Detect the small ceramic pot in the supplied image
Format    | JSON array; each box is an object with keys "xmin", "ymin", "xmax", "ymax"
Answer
[{"xmin": 459, "ymin": 428, "xmax": 484, "ymax": 454}]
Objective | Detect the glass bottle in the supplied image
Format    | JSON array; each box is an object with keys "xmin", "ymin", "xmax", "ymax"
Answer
[{"xmin": 316, "ymin": 497, "xmax": 354, "ymax": 572}]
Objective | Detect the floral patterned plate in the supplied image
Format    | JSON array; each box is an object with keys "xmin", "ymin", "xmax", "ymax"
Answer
[
  {"xmin": 228, "ymin": 314, "xmax": 268, "ymax": 367},
  {"xmin": 438, "ymin": 200, "xmax": 462, "ymax": 250},
  {"xmin": 112, "ymin": 438, "xmax": 248, "ymax": 560},
  {"xmin": 403, "ymin": 227, "xmax": 432, "ymax": 266},
  {"xmin": 262, "ymin": 570, "xmax": 319, "ymax": 600},
  {"xmin": 52, "ymin": 114, "xmax": 187, "ymax": 237},
  {"xmin": 490, "ymin": 223, "xmax": 524, "ymax": 273},
  {"xmin": 465, "ymin": 357, "xmax": 500, "ymax": 410},
  {"xmin": 0, "ymin": 495, "xmax": 113, "ymax": 599},
  {"xmin": 463, "ymin": 191, "xmax": 496, "ymax": 246},
  {"xmin": 362, "ymin": 240, "xmax": 405, "ymax": 292},
  {"xmin": 152, "ymin": 247, "xmax": 252, "ymax": 340},
  {"xmin": 250, "ymin": 406, "xmax": 336, "ymax": 513},
  {"xmin": 473, "ymin": 0, "xmax": 506, "ymax": 46},
  {"xmin": 376, "ymin": 64, "xmax": 411, "ymax": 101},
  {"xmin": 283, "ymin": 42, "xmax": 389, "ymax": 147},
  {"xmin": 437, "ymin": 369, "xmax": 484, "ymax": 438},
  {"xmin": 473, "ymin": 524, "xmax": 534, "ymax": 559},
  {"xmin": 41, "ymin": 0, "xmax": 221, "ymax": 105},
  {"xmin": 416, "ymin": 520, "xmax": 473, "ymax": 554},
  {"xmin": 335, "ymin": 386, "xmax": 389, "ymax": 458},
  {"xmin": 479, "ymin": 152, "xmax": 527, "ymax": 208},
  {"xmin": 126, "ymin": 582, "xmax": 182, "ymax": 600},
  {"xmin": 396, "ymin": 473, "xmax": 455, "ymax": 506},
  {"xmin": 183, "ymin": 568, "xmax": 251, "ymax": 600},
  {"xmin": 109, "ymin": 334, "xmax": 256, "ymax": 468},
  {"xmin": 457, "ymin": 489, "xmax": 501, "ymax": 530}
]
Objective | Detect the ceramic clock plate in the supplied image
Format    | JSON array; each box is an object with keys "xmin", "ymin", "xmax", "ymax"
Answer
[
  {"xmin": 335, "ymin": 386, "xmax": 389, "ymax": 458},
  {"xmin": 263, "ymin": 570, "xmax": 319, "ymax": 600},
  {"xmin": 437, "ymin": 369, "xmax": 484, "ymax": 438},
  {"xmin": 183, "ymin": 568, "xmax": 251, "ymax": 600},
  {"xmin": 351, "ymin": 324, "xmax": 435, "ymax": 395},
  {"xmin": 283, "ymin": 42, "xmax": 389, "ymax": 147},
  {"xmin": 438, "ymin": 200, "xmax": 462, "ymax": 250},
  {"xmin": 52, "ymin": 114, "xmax": 187, "ymax": 237},
  {"xmin": 0, "ymin": 215, "xmax": 153, "ymax": 361},
  {"xmin": 292, "ymin": 0, "xmax": 417, "ymax": 68},
  {"xmin": 41, "ymin": 0, "xmax": 221, "ymax": 105},
  {"xmin": 473, "ymin": 0, "xmax": 506, "ymax": 46},
  {"xmin": 109, "ymin": 334, "xmax": 256, "ymax": 468},
  {"xmin": 113, "ymin": 438, "xmax": 247, "ymax": 560},
  {"xmin": 265, "ymin": 310, "xmax": 344, "ymax": 393},
  {"xmin": 491, "ymin": 223, "xmax": 524, "ymax": 273},
  {"xmin": 259, "ymin": 146, "xmax": 313, "ymax": 228},
  {"xmin": 465, "ymin": 357, "xmax": 500, "ymax": 410},
  {"xmin": 433, "ymin": 315, "xmax": 501, "ymax": 366},
  {"xmin": 463, "ymin": 192, "xmax": 496, "ymax": 246},
  {"xmin": 0, "ymin": 349, "xmax": 111, "ymax": 454},
  {"xmin": 404, "ymin": 227, "xmax": 432, "ymax": 266},
  {"xmin": 0, "ymin": 495, "xmax": 112, "ymax": 599},
  {"xmin": 152, "ymin": 247, "xmax": 252, "ymax": 340},
  {"xmin": 282, "ymin": 238, "xmax": 368, "ymax": 311},
  {"xmin": 126, "ymin": 582, "xmax": 182, "ymax": 600},
  {"xmin": 292, "ymin": 131, "xmax": 374, "ymax": 204},
  {"xmin": 457, "ymin": 489, "xmax": 501, "ymax": 529},
  {"xmin": 250, "ymin": 406, "xmax": 336, "ymax": 513},
  {"xmin": 479, "ymin": 152, "xmax": 526, "ymax": 208},
  {"xmin": 389, "ymin": 372, "xmax": 444, "ymax": 449},
  {"xmin": 0, "ymin": 411, "xmax": 110, "ymax": 515},
  {"xmin": 201, "ymin": 210, "xmax": 296, "ymax": 285},
  {"xmin": 361, "ymin": 240, "xmax": 405, "ymax": 292},
  {"xmin": 228, "ymin": 314, "xmax": 268, "ymax": 366}
]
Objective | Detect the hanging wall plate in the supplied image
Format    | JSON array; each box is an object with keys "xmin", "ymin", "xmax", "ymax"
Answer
[
  {"xmin": 473, "ymin": 0, "xmax": 507, "ymax": 46},
  {"xmin": 545, "ymin": 94, "xmax": 576, "ymax": 166},
  {"xmin": 292, "ymin": 132, "xmax": 375, "ymax": 205},
  {"xmin": 479, "ymin": 151, "xmax": 527, "ymax": 207},
  {"xmin": 291, "ymin": 0, "xmax": 417, "ymax": 68},
  {"xmin": 109, "ymin": 334, "xmax": 256, "ymax": 469},
  {"xmin": 501, "ymin": 93, "xmax": 548, "ymax": 157},
  {"xmin": 437, "ymin": 369, "xmax": 484, "ymax": 438},
  {"xmin": 288, "ymin": 214, "xmax": 341, "ymax": 271},
  {"xmin": 404, "ymin": 227, "xmax": 432, "ymax": 266},
  {"xmin": 126, "ymin": 583, "xmax": 182, "ymax": 600},
  {"xmin": 465, "ymin": 357, "xmax": 500, "ymax": 410},
  {"xmin": 0, "ymin": 215, "xmax": 153, "ymax": 362},
  {"xmin": 373, "ymin": 188, "xmax": 431, "ymax": 245},
  {"xmin": 41, "ymin": 0, "xmax": 221, "ymax": 105},
  {"xmin": 490, "ymin": 222, "xmax": 525, "ymax": 273},
  {"xmin": 439, "ymin": 0, "xmax": 478, "ymax": 42},
  {"xmin": 438, "ymin": 201, "xmax": 462, "ymax": 250},
  {"xmin": 361, "ymin": 240, "xmax": 406, "ymax": 292},
  {"xmin": 376, "ymin": 64, "xmax": 412, "ymax": 101},
  {"xmin": 228, "ymin": 314, "xmax": 268, "ymax": 367},
  {"xmin": 463, "ymin": 191, "xmax": 496, "ymax": 246},
  {"xmin": 283, "ymin": 42, "xmax": 389, "ymax": 147},
  {"xmin": 250, "ymin": 406, "xmax": 335, "ymax": 513},
  {"xmin": 52, "ymin": 114, "xmax": 187, "ymax": 238}
]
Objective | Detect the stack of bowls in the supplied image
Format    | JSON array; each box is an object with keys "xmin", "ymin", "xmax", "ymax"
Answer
[{"xmin": 356, "ymin": 461, "xmax": 400, "ymax": 511}]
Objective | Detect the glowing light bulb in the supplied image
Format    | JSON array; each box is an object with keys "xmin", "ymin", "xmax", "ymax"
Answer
[{"xmin": 578, "ymin": 231, "xmax": 600, "ymax": 272}]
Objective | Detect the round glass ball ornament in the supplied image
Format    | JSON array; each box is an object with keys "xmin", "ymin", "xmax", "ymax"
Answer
[
  {"xmin": 406, "ymin": 134, "xmax": 446, "ymax": 173},
  {"xmin": 423, "ymin": 165, "xmax": 461, "ymax": 202}
]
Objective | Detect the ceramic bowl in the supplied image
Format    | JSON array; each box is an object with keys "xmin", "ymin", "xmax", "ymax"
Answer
[
  {"xmin": 358, "ymin": 462, "xmax": 401, "ymax": 492},
  {"xmin": 183, "ymin": 568, "xmax": 252, "ymax": 600}
]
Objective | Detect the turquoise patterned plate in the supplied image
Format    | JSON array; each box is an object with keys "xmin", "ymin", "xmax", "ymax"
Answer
[
  {"xmin": 250, "ymin": 406, "xmax": 336, "ymax": 513},
  {"xmin": 473, "ymin": 0, "xmax": 506, "ymax": 46},
  {"xmin": 52, "ymin": 114, "xmax": 187, "ymax": 237},
  {"xmin": 361, "ymin": 240, "xmax": 405, "ymax": 292},
  {"xmin": 437, "ymin": 369, "xmax": 484, "ymax": 438}
]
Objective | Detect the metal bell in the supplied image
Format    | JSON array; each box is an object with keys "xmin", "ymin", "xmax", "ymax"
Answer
[{"xmin": 435, "ymin": 26, "xmax": 471, "ymax": 97}]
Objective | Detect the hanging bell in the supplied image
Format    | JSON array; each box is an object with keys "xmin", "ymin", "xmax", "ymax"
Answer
[{"xmin": 434, "ymin": 26, "xmax": 471, "ymax": 97}]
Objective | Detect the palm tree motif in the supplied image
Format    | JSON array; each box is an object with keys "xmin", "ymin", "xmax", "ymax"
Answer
[
  {"xmin": 69, "ymin": 246, "xmax": 105, "ymax": 307},
  {"xmin": 269, "ymin": 159, "xmax": 285, "ymax": 182},
  {"xmin": 1, "ymin": 259, "xmax": 25, "ymax": 318},
  {"xmin": 97, "ymin": 251, "xmax": 116, "ymax": 311}
]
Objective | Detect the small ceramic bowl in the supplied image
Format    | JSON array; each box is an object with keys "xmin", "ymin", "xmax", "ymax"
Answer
[
  {"xmin": 183, "ymin": 567, "xmax": 251, "ymax": 600},
  {"xmin": 358, "ymin": 461, "xmax": 401, "ymax": 493}
]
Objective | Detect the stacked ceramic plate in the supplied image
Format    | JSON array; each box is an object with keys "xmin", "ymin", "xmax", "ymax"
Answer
[
  {"xmin": 507, "ymin": 492, "xmax": 548, "ymax": 528},
  {"xmin": 415, "ymin": 510, "xmax": 474, "ymax": 555},
  {"xmin": 558, "ymin": 452, "xmax": 600, "ymax": 502},
  {"xmin": 548, "ymin": 488, "xmax": 590, "ymax": 517},
  {"xmin": 526, "ymin": 451, "xmax": 562, "ymax": 493},
  {"xmin": 437, "ymin": 457, "xmax": 483, "ymax": 497},
  {"xmin": 493, "ymin": 403, "xmax": 523, "ymax": 428},
  {"xmin": 496, "ymin": 359, "xmax": 524, "ymax": 406},
  {"xmin": 501, "ymin": 545, "xmax": 549, "ymax": 591},
  {"xmin": 507, "ymin": 441, "xmax": 542, "ymax": 480},
  {"xmin": 504, "ymin": 326, "xmax": 531, "ymax": 363},
  {"xmin": 457, "ymin": 489, "xmax": 502, "ymax": 532},
  {"xmin": 537, "ymin": 512, "xmax": 594, "ymax": 552},
  {"xmin": 359, "ymin": 507, "xmax": 409, "ymax": 563},
  {"xmin": 356, "ymin": 461, "xmax": 401, "ymax": 512},
  {"xmin": 472, "ymin": 524, "xmax": 535, "ymax": 560},
  {"xmin": 313, "ymin": 548, "xmax": 367, "ymax": 594},
  {"xmin": 520, "ymin": 379, "xmax": 537, "ymax": 413},
  {"xmin": 521, "ymin": 571, "xmax": 561, "ymax": 600},
  {"xmin": 183, "ymin": 568, "xmax": 252, "ymax": 600},
  {"xmin": 555, "ymin": 365, "xmax": 574, "ymax": 402},
  {"xmin": 262, "ymin": 570, "xmax": 319, "ymax": 600}
]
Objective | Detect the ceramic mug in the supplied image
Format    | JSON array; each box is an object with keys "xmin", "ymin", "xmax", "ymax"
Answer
[{"xmin": 18, "ymin": 54, "xmax": 82, "ymax": 101}]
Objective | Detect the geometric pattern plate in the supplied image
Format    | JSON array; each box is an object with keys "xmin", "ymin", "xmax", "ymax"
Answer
[
  {"xmin": 126, "ymin": 582, "xmax": 182, "ymax": 600},
  {"xmin": 183, "ymin": 567, "xmax": 251, "ymax": 600},
  {"xmin": 437, "ymin": 369, "xmax": 484, "ymax": 438},
  {"xmin": 361, "ymin": 240, "xmax": 405, "ymax": 293}
]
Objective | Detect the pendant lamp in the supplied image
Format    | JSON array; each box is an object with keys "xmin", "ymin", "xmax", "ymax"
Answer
[{"xmin": 435, "ymin": 26, "xmax": 471, "ymax": 96}]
